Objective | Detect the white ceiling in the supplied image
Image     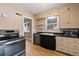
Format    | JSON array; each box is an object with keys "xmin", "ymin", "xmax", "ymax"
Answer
[{"xmin": 11, "ymin": 3, "xmax": 66, "ymax": 14}]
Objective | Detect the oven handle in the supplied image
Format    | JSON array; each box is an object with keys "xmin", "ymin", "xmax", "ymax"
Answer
[{"xmin": 5, "ymin": 38, "xmax": 25, "ymax": 45}]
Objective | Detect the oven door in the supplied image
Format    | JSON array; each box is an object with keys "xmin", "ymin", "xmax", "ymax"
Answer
[{"xmin": 5, "ymin": 39, "xmax": 25, "ymax": 56}]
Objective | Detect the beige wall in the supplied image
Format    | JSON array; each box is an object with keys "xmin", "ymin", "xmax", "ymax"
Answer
[{"xmin": 0, "ymin": 4, "xmax": 36, "ymax": 37}]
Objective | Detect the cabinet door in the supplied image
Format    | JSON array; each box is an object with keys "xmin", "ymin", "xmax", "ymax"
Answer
[
  {"xmin": 56, "ymin": 37, "xmax": 69, "ymax": 53},
  {"xmin": 59, "ymin": 5, "xmax": 70, "ymax": 28},
  {"xmin": 69, "ymin": 4, "xmax": 79, "ymax": 28},
  {"xmin": 61, "ymin": 38, "xmax": 69, "ymax": 53},
  {"xmin": 72, "ymin": 12, "xmax": 79, "ymax": 28},
  {"xmin": 59, "ymin": 4, "xmax": 77, "ymax": 28},
  {"xmin": 56, "ymin": 37, "xmax": 79, "ymax": 55},
  {"xmin": 49, "ymin": 8, "xmax": 58, "ymax": 16},
  {"xmin": 70, "ymin": 5, "xmax": 79, "ymax": 28},
  {"xmin": 56, "ymin": 37, "xmax": 63, "ymax": 51},
  {"xmin": 58, "ymin": 5, "xmax": 69, "ymax": 15},
  {"xmin": 68, "ymin": 38, "xmax": 79, "ymax": 55},
  {"xmin": 37, "ymin": 19, "xmax": 46, "ymax": 32},
  {"xmin": 59, "ymin": 18, "xmax": 76, "ymax": 28}
]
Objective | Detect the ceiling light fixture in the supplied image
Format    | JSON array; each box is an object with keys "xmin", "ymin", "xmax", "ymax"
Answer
[{"xmin": 39, "ymin": 3, "xmax": 47, "ymax": 6}]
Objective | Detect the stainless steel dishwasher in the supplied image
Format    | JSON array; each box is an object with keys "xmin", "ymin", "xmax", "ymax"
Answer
[{"xmin": 33, "ymin": 33, "xmax": 40, "ymax": 46}]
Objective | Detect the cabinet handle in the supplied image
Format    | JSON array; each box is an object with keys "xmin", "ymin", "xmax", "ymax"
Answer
[
  {"xmin": 67, "ymin": 49, "xmax": 69, "ymax": 52},
  {"xmin": 73, "ymin": 45, "xmax": 77, "ymax": 47},
  {"xmin": 67, "ymin": 21, "xmax": 70, "ymax": 24},
  {"xmin": 67, "ymin": 7, "xmax": 71, "ymax": 11},
  {"xmin": 61, "ymin": 48, "xmax": 64, "ymax": 50},
  {"xmin": 73, "ymin": 52, "xmax": 77, "ymax": 54}
]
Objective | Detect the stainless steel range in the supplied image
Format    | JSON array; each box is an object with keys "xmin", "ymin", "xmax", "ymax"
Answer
[{"xmin": 0, "ymin": 30, "xmax": 25, "ymax": 56}]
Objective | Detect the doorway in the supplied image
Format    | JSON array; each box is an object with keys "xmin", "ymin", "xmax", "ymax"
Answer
[{"xmin": 23, "ymin": 16, "xmax": 32, "ymax": 40}]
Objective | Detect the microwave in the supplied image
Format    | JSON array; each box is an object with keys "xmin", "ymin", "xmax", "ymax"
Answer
[{"xmin": 63, "ymin": 29, "xmax": 79, "ymax": 37}]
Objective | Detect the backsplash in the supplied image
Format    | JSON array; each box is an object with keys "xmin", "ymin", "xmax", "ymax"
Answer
[{"xmin": 37, "ymin": 29, "xmax": 63, "ymax": 34}]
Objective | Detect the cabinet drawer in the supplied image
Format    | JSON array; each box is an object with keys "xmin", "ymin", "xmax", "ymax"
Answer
[
  {"xmin": 56, "ymin": 42, "xmax": 68, "ymax": 47},
  {"xmin": 56, "ymin": 46, "xmax": 68, "ymax": 53},
  {"xmin": 69, "ymin": 44, "xmax": 79, "ymax": 49},
  {"xmin": 56, "ymin": 47, "xmax": 63, "ymax": 51},
  {"xmin": 56, "ymin": 43, "xmax": 63, "ymax": 48},
  {"xmin": 56, "ymin": 40, "xmax": 62, "ymax": 43},
  {"xmin": 68, "ymin": 39, "xmax": 79, "ymax": 48},
  {"xmin": 68, "ymin": 48, "xmax": 79, "ymax": 56},
  {"xmin": 56, "ymin": 40, "xmax": 63, "ymax": 45},
  {"xmin": 61, "ymin": 44, "xmax": 68, "ymax": 47},
  {"xmin": 73, "ymin": 39, "xmax": 79, "ymax": 44}
]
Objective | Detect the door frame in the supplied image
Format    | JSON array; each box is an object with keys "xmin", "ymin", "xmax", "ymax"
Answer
[{"xmin": 23, "ymin": 15, "xmax": 33, "ymax": 41}]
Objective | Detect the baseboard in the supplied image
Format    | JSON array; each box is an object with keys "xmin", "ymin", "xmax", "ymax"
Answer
[{"xmin": 55, "ymin": 50, "xmax": 74, "ymax": 56}]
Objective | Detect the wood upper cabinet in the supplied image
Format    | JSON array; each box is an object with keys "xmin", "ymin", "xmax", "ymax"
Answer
[
  {"xmin": 36, "ymin": 4, "xmax": 79, "ymax": 29},
  {"xmin": 48, "ymin": 8, "xmax": 58, "ymax": 16},
  {"xmin": 36, "ymin": 8, "xmax": 58, "ymax": 32},
  {"xmin": 36, "ymin": 18, "xmax": 46, "ymax": 32},
  {"xmin": 36, "ymin": 8, "xmax": 58, "ymax": 19},
  {"xmin": 35, "ymin": 13, "xmax": 43, "ymax": 19},
  {"xmin": 58, "ymin": 4, "xmax": 79, "ymax": 28},
  {"xmin": 70, "ymin": 4, "xmax": 79, "ymax": 28}
]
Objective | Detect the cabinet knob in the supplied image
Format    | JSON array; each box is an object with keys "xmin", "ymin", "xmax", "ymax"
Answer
[
  {"xmin": 73, "ymin": 45, "xmax": 77, "ymax": 47},
  {"xmin": 73, "ymin": 52, "xmax": 77, "ymax": 54},
  {"xmin": 67, "ymin": 21, "xmax": 70, "ymax": 24},
  {"xmin": 67, "ymin": 7, "xmax": 71, "ymax": 11},
  {"xmin": 67, "ymin": 49, "xmax": 69, "ymax": 52}
]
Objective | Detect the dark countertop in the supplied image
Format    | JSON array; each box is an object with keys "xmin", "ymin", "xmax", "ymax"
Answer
[
  {"xmin": 38, "ymin": 33, "xmax": 79, "ymax": 38},
  {"xmin": 55, "ymin": 34, "xmax": 79, "ymax": 38},
  {"xmin": 35, "ymin": 32, "xmax": 79, "ymax": 38}
]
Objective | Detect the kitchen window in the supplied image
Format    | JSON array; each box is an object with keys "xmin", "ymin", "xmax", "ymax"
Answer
[{"xmin": 46, "ymin": 16, "xmax": 59, "ymax": 30}]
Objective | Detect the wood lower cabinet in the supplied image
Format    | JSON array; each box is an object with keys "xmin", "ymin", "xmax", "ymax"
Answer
[
  {"xmin": 56, "ymin": 37, "xmax": 69, "ymax": 53},
  {"xmin": 56, "ymin": 37, "xmax": 79, "ymax": 55},
  {"xmin": 68, "ymin": 38, "xmax": 79, "ymax": 55}
]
